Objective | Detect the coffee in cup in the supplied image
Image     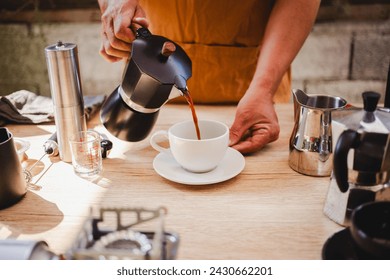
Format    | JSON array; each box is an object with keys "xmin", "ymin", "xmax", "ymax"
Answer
[{"xmin": 150, "ymin": 120, "xmax": 229, "ymax": 173}]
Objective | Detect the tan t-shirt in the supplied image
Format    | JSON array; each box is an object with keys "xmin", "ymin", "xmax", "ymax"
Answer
[{"xmin": 141, "ymin": 0, "xmax": 291, "ymax": 104}]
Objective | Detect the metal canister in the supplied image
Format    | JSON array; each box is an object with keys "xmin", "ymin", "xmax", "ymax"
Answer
[
  {"xmin": 0, "ymin": 240, "xmax": 59, "ymax": 260},
  {"xmin": 45, "ymin": 41, "xmax": 87, "ymax": 162}
]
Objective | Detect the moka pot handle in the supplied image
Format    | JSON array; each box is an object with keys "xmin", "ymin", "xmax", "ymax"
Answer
[
  {"xmin": 135, "ymin": 27, "xmax": 152, "ymax": 39},
  {"xmin": 333, "ymin": 129, "xmax": 360, "ymax": 193},
  {"xmin": 129, "ymin": 21, "xmax": 152, "ymax": 39}
]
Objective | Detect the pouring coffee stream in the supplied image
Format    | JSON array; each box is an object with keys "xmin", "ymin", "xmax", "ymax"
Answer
[{"xmin": 182, "ymin": 89, "xmax": 201, "ymax": 140}]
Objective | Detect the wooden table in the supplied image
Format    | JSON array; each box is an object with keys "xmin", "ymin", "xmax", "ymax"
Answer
[{"xmin": 0, "ymin": 103, "xmax": 342, "ymax": 259}]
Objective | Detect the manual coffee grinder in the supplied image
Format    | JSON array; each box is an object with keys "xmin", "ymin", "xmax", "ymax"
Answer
[{"xmin": 45, "ymin": 41, "xmax": 87, "ymax": 162}]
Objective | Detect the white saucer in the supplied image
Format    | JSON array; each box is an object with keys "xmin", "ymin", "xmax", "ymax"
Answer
[{"xmin": 152, "ymin": 147, "xmax": 245, "ymax": 185}]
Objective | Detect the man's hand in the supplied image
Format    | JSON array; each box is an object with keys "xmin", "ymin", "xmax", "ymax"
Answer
[
  {"xmin": 98, "ymin": 0, "xmax": 149, "ymax": 62},
  {"xmin": 229, "ymin": 87, "xmax": 280, "ymax": 154}
]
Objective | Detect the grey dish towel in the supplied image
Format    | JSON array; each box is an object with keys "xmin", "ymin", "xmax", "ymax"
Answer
[{"xmin": 0, "ymin": 90, "xmax": 106, "ymax": 126}]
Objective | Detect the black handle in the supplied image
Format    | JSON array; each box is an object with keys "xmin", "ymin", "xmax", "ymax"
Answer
[
  {"xmin": 100, "ymin": 138, "xmax": 113, "ymax": 159},
  {"xmin": 362, "ymin": 91, "xmax": 380, "ymax": 123},
  {"xmin": 333, "ymin": 129, "xmax": 360, "ymax": 193},
  {"xmin": 362, "ymin": 91, "xmax": 380, "ymax": 112},
  {"xmin": 135, "ymin": 27, "xmax": 152, "ymax": 39}
]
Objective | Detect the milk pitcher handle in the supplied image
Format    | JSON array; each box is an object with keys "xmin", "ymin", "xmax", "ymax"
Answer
[{"xmin": 333, "ymin": 129, "xmax": 359, "ymax": 193}]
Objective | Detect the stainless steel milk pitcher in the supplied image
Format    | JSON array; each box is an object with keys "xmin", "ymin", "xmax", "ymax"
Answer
[{"xmin": 289, "ymin": 89, "xmax": 347, "ymax": 176}]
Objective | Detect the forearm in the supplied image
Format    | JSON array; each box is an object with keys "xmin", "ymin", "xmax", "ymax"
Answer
[{"xmin": 249, "ymin": 0, "xmax": 320, "ymax": 99}]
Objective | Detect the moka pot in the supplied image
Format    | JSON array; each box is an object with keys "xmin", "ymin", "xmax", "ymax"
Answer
[
  {"xmin": 100, "ymin": 28, "xmax": 192, "ymax": 142},
  {"xmin": 324, "ymin": 91, "xmax": 390, "ymax": 226}
]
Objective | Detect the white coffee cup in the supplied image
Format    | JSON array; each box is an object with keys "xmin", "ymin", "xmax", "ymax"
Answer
[{"xmin": 150, "ymin": 120, "xmax": 229, "ymax": 173}]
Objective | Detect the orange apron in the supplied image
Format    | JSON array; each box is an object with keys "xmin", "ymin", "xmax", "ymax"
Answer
[{"xmin": 141, "ymin": 0, "xmax": 291, "ymax": 104}]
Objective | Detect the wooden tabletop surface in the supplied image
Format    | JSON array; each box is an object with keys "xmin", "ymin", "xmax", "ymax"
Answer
[{"xmin": 0, "ymin": 103, "xmax": 342, "ymax": 259}]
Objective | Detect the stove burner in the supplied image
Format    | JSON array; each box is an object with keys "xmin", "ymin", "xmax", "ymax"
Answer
[{"xmin": 68, "ymin": 207, "xmax": 179, "ymax": 260}]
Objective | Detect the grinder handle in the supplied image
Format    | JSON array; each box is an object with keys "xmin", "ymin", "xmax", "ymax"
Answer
[{"xmin": 333, "ymin": 129, "xmax": 360, "ymax": 193}]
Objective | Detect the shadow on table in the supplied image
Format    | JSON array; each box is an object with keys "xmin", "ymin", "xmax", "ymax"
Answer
[{"xmin": 0, "ymin": 191, "xmax": 64, "ymax": 238}]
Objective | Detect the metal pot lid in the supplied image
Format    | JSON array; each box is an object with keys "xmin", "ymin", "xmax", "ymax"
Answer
[
  {"xmin": 333, "ymin": 91, "xmax": 390, "ymax": 134},
  {"xmin": 131, "ymin": 28, "xmax": 192, "ymax": 89}
]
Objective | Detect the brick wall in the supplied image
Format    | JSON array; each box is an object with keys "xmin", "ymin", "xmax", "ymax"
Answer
[
  {"xmin": 292, "ymin": 20, "xmax": 389, "ymax": 104},
  {"xmin": 0, "ymin": 2, "xmax": 389, "ymax": 104},
  {"xmin": 0, "ymin": 23, "xmax": 123, "ymax": 97}
]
